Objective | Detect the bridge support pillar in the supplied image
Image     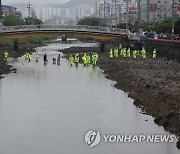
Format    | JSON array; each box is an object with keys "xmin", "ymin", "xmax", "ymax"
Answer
[
  {"xmin": 62, "ymin": 34, "xmax": 67, "ymax": 41},
  {"xmin": 100, "ymin": 41, "xmax": 105, "ymax": 52},
  {"xmin": 14, "ymin": 38, "xmax": 19, "ymax": 51}
]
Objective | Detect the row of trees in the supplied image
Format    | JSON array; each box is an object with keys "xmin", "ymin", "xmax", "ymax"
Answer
[
  {"xmin": 77, "ymin": 17, "xmax": 99, "ymax": 26},
  {"xmin": 77, "ymin": 17, "xmax": 180, "ymax": 35},
  {"xmin": 146, "ymin": 19, "xmax": 180, "ymax": 34},
  {"xmin": 2, "ymin": 15, "xmax": 42, "ymax": 26}
]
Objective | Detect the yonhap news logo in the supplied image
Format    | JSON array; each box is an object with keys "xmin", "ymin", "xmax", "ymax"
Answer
[
  {"xmin": 84, "ymin": 129, "xmax": 101, "ymax": 148},
  {"xmin": 84, "ymin": 129, "xmax": 175, "ymax": 148}
]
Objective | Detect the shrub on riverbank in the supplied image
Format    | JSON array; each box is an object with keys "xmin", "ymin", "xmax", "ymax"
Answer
[
  {"xmin": 27, "ymin": 36, "xmax": 43, "ymax": 44},
  {"xmin": 19, "ymin": 35, "xmax": 58, "ymax": 44},
  {"xmin": 0, "ymin": 34, "xmax": 58, "ymax": 47},
  {"xmin": 0, "ymin": 38, "xmax": 14, "ymax": 47},
  {"xmin": 39, "ymin": 34, "xmax": 58, "ymax": 40}
]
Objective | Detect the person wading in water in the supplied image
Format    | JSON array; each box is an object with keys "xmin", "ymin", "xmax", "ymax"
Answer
[
  {"xmin": 57, "ymin": 54, "xmax": 61, "ymax": 65},
  {"xmin": 44, "ymin": 53, "xmax": 48, "ymax": 64}
]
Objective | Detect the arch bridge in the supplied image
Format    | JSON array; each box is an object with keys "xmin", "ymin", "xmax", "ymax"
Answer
[{"xmin": 0, "ymin": 25, "xmax": 130, "ymax": 40}]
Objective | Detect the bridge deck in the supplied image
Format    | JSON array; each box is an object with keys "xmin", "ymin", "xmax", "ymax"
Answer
[{"xmin": 0, "ymin": 25, "xmax": 129, "ymax": 40}]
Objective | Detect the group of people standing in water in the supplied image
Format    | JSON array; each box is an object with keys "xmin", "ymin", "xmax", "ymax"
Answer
[
  {"xmin": 23, "ymin": 52, "xmax": 99, "ymax": 67},
  {"xmin": 68, "ymin": 52, "xmax": 99, "ymax": 66},
  {"xmin": 24, "ymin": 52, "xmax": 40, "ymax": 63},
  {"xmin": 24, "ymin": 52, "xmax": 60, "ymax": 65}
]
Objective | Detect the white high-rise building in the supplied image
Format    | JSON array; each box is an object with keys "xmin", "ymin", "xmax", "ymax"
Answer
[
  {"xmin": 34, "ymin": 3, "xmax": 95, "ymax": 23},
  {"xmin": 96, "ymin": 0, "xmax": 126, "ymax": 18},
  {"xmin": 95, "ymin": 0, "xmax": 105, "ymax": 18},
  {"xmin": 136, "ymin": 0, "xmax": 178, "ymax": 23}
]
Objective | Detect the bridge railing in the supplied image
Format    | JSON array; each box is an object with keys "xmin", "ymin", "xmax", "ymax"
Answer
[
  {"xmin": 0, "ymin": 24, "xmax": 130, "ymax": 36},
  {"xmin": 0, "ymin": 25, "xmax": 39, "ymax": 33},
  {"xmin": 38, "ymin": 24, "xmax": 129, "ymax": 35}
]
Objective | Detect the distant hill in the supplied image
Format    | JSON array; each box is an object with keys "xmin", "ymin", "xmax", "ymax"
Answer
[
  {"xmin": 47, "ymin": 0, "xmax": 97, "ymax": 8},
  {"xmin": 9, "ymin": 3, "xmax": 27, "ymax": 7},
  {"xmin": 9, "ymin": 0, "xmax": 97, "ymax": 9},
  {"xmin": 62, "ymin": 0, "xmax": 97, "ymax": 6}
]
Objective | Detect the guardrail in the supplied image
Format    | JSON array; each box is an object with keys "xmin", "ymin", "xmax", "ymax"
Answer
[
  {"xmin": 148, "ymin": 38, "xmax": 180, "ymax": 45},
  {"xmin": 0, "ymin": 25, "xmax": 130, "ymax": 36}
]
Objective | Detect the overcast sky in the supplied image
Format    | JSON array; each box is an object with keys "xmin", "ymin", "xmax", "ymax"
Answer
[{"xmin": 4, "ymin": 0, "xmax": 70, "ymax": 5}]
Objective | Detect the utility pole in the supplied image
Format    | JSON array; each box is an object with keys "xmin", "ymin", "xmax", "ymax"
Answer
[
  {"xmin": 115, "ymin": 0, "xmax": 117, "ymax": 26},
  {"xmin": 126, "ymin": 11, "xmax": 129, "ymax": 30},
  {"xmin": 104, "ymin": 1, "xmax": 106, "ymax": 27},
  {"xmin": 147, "ymin": 0, "xmax": 150, "ymax": 23},
  {"xmin": 27, "ymin": 2, "xmax": 32, "ymax": 25},
  {"xmin": 99, "ymin": 4, "xmax": 101, "ymax": 28},
  {"xmin": 125, "ymin": 0, "xmax": 129, "ymax": 30},
  {"xmin": 27, "ymin": 2, "xmax": 31, "ymax": 18},
  {"xmin": 0, "ymin": 0, "xmax": 2, "ymax": 18},
  {"xmin": 172, "ymin": 0, "xmax": 175, "ymax": 35},
  {"xmin": 137, "ymin": 0, "xmax": 141, "ymax": 33}
]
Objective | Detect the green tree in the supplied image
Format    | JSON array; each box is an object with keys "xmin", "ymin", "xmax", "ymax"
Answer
[
  {"xmin": 24, "ymin": 17, "xmax": 43, "ymax": 25},
  {"xmin": 3, "ymin": 15, "xmax": 25, "ymax": 26},
  {"xmin": 145, "ymin": 19, "xmax": 180, "ymax": 34},
  {"xmin": 77, "ymin": 17, "xmax": 100, "ymax": 26}
]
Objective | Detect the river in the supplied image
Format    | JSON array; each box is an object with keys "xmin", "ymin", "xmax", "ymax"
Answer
[{"xmin": 0, "ymin": 40, "xmax": 179, "ymax": 154}]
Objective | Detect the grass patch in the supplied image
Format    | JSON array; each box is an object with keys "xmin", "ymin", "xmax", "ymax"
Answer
[
  {"xmin": 0, "ymin": 37, "xmax": 14, "ymax": 47},
  {"xmin": 0, "ymin": 34, "xmax": 59, "ymax": 47}
]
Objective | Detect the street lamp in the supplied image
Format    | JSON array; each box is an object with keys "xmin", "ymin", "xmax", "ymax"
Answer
[
  {"xmin": 0, "ymin": 0, "xmax": 2, "ymax": 18},
  {"xmin": 137, "ymin": 0, "xmax": 141, "ymax": 33},
  {"xmin": 172, "ymin": 0, "xmax": 175, "ymax": 35},
  {"xmin": 99, "ymin": 3, "xmax": 105, "ymax": 27}
]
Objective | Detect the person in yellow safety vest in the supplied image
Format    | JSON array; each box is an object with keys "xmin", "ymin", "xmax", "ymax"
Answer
[
  {"xmin": 137, "ymin": 50, "xmax": 140, "ymax": 58},
  {"xmin": 69, "ymin": 55, "xmax": 74, "ymax": 66},
  {"xmin": 120, "ymin": 49, "xmax": 124, "ymax": 57},
  {"xmin": 24, "ymin": 52, "xmax": 28, "ymax": 60},
  {"xmin": 127, "ymin": 48, "xmax": 131, "ymax": 58},
  {"xmin": 27, "ymin": 53, "xmax": 31, "ymax": 62},
  {"xmin": 143, "ymin": 49, "xmax": 146, "ymax": 59},
  {"xmin": 153, "ymin": 49, "xmax": 157, "ymax": 59},
  {"xmin": 133, "ymin": 50, "xmax": 137, "ymax": 59},
  {"xmin": 114, "ymin": 48, "xmax": 118, "ymax": 58},
  {"xmin": 93, "ymin": 52, "xmax": 99, "ymax": 66},
  {"xmin": 92, "ymin": 53, "xmax": 96, "ymax": 66},
  {"xmin": 74, "ymin": 54, "xmax": 79, "ymax": 64},
  {"xmin": 123, "ymin": 48, "xmax": 127, "ymax": 58},
  {"xmin": 4, "ymin": 51, "xmax": 9, "ymax": 60},
  {"xmin": 119, "ymin": 43, "xmax": 122, "ymax": 50},
  {"xmin": 95, "ymin": 52, "xmax": 98, "ymax": 60},
  {"xmin": 141, "ymin": 48, "xmax": 146, "ymax": 59},
  {"xmin": 24, "ymin": 52, "xmax": 28, "ymax": 61},
  {"xmin": 35, "ymin": 53, "xmax": 39, "ymax": 62},
  {"xmin": 109, "ymin": 49, "xmax": 113, "ymax": 58},
  {"xmin": 92, "ymin": 53, "xmax": 95, "ymax": 65},
  {"xmin": 82, "ymin": 53, "xmax": 87, "ymax": 66}
]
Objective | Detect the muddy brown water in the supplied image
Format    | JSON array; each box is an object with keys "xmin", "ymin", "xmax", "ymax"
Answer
[{"xmin": 0, "ymin": 40, "xmax": 179, "ymax": 154}]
